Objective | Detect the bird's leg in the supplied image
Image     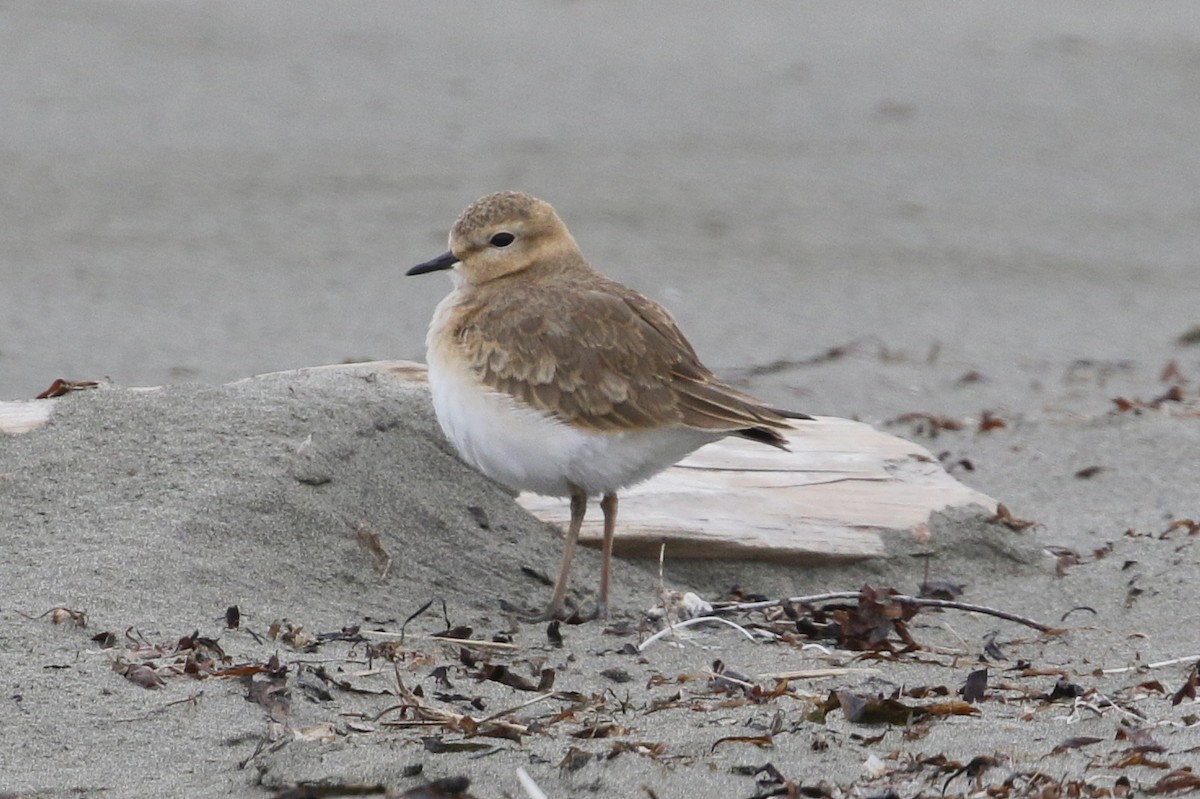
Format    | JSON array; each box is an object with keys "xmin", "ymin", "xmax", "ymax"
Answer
[
  {"xmin": 593, "ymin": 491, "xmax": 619, "ymax": 620},
  {"xmin": 536, "ymin": 486, "xmax": 588, "ymax": 621}
]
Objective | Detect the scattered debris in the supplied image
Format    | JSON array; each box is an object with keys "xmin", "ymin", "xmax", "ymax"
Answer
[
  {"xmin": 1176, "ymin": 324, "xmax": 1200, "ymax": 346},
  {"xmin": 955, "ymin": 370, "xmax": 986, "ymax": 385},
  {"xmin": 886, "ymin": 412, "xmax": 963, "ymax": 438},
  {"xmin": 21, "ymin": 575, "xmax": 1200, "ymax": 797},
  {"xmin": 977, "ymin": 410, "xmax": 1007, "ymax": 432},
  {"xmin": 1112, "ymin": 385, "xmax": 1186, "ymax": 413},
  {"xmin": 35, "ymin": 378, "xmax": 100, "ymax": 399},
  {"xmin": 466, "ymin": 505, "xmax": 490, "ymax": 529},
  {"xmin": 1171, "ymin": 664, "xmax": 1198, "ymax": 706},
  {"xmin": 986, "ymin": 503, "xmax": 1037, "ymax": 531},
  {"xmin": 960, "ymin": 668, "xmax": 987, "ymax": 703},
  {"xmin": 355, "ymin": 521, "xmax": 393, "ymax": 579},
  {"xmin": 17, "ymin": 605, "xmax": 88, "ymax": 628},
  {"xmin": 1160, "ymin": 359, "xmax": 1185, "ymax": 382}
]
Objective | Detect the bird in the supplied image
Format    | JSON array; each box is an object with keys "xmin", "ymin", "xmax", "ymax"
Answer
[{"xmin": 407, "ymin": 191, "xmax": 811, "ymax": 620}]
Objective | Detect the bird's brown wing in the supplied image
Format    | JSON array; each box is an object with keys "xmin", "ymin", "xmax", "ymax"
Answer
[{"xmin": 453, "ymin": 279, "xmax": 804, "ymax": 437}]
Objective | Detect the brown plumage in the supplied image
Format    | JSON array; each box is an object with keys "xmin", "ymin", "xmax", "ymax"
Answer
[{"xmin": 455, "ymin": 272, "xmax": 804, "ymax": 441}]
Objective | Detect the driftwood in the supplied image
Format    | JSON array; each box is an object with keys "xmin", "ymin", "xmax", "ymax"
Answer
[
  {"xmin": 518, "ymin": 416, "xmax": 995, "ymax": 563},
  {"xmin": 1, "ymin": 361, "xmax": 995, "ymax": 564}
]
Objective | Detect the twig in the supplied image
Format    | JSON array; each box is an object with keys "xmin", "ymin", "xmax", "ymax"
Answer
[
  {"xmin": 713, "ymin": 591, "xmax": 863, "ymax": 613},
  {"xmin": 358, "ymin": 630, "xmax": 518, "ymax": 650},
  {"xmin": 712, "ymin": 591, "xmax": 1060, "ymax": 634},
  {"xmin": 638, "ymin": 615, "xmax": 763, "ymax": 652},
  {"xmin": 389, "ymin": 664, "xmax": 529, "ymax": 737},
  {"xmin": 427, "ymin": 635, "xmax": 518, "ymax": 650},
  {"xmin": 702, "ymin": 669, "xmax": 759, "ymax": 691},
  {"xmin": 477, "ymin": 691, "xmax": 556, "ymax": 724},
  {"xmin": 1101, "ymin": 653, "xmax": 1200, "ymax": 675},
  {"xmin": 755, "ymin": 668, "xmax": 882, "ymax": 681}
]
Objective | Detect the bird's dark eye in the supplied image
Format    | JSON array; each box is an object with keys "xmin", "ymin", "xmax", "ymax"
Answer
[{"xmin": 489, "ymin": 232, "xmax": 515, "ymax": 247}]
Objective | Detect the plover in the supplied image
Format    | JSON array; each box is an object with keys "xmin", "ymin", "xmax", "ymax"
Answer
[{"xmin": 408, "ymin": 192, "xmax": 810, "ymax": 619}]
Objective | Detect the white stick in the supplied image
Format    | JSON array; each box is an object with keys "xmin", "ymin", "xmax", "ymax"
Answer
[
  {"xmin": 1101, "ymin": 653, "xmax": 1200, "ymax": 674},
  {"xmin": 637, "ymin": 615, "xmax": 762, "ymax": 652},
  {"xmin": 517, "ymin": 767, "xmax": 549, "ymax": 799}
]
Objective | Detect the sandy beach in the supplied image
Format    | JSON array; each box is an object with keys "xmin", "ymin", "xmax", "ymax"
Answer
[{"xmin": 3, "ymin": 3, "xmax": 1200, "ymax": 797}]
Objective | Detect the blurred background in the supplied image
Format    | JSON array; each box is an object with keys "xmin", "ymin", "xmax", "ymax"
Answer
[{"xmin": 2, "ymin": 2, "xmax": 1198, "ymax": 419}]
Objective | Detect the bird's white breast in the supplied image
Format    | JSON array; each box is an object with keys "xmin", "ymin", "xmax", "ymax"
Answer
[{"xmin": 425, "ymin": 293, "xmax": 718, "ymax": 498}]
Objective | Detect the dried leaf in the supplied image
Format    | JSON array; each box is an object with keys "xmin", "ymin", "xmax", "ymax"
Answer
[
  {"xmin": 1151, "ymin": 770, "xmax": 1200, "ymax": 794},
  {"xmin": 956, "ymin": 370, "xmax": 986, "ymax": 385},
  {"xmin": 422, "ymin": 737, "xmax": 492, "ymax": 754},
  {"xmin": 887, "ymin": 412, "xmax": 963, "ymax": 438},
  {"xmin": 943, "ymin": 755, "xmax": 1001, "ymax": 794},
  {"xmin": 1171, "ymin": 664, "xmax": 1198, "ymax": 706},
  {"xmin": 1110, "ymin": 750, "xmax": 1169, "ymax": 769},
  {"xmin": 1177, "ymin": 325, "xmax": 1200, "ymax": 346},
  {"xmin": 978, "ymin": 410, "xmax": 1007, "ymax": 432},
  {"xmin": 1045, "ymin": 678, "xmax": 1086, "ymax": 701},
  {"xmin": 293, "ymin": 722, "xmax": 337, "ymax": 743},
  {"xmin": 918, "ymin": 580, "xmax": 965, "ymax": 600},
  {"xmin": 905, "ymin": 685, "xmax": 950, "ymax": 699},
  {"xmin": 245, "ymin": 676, "xmax": 289, "ymax": 719},
  {"xmin": 600, "ymin": 667, "xmax": 632, "ymax": 684},
  {"xmin": 117, "ymin": 661, "xmax": 165, "ymax": 690},
  {"xmin": 919, "ymin": 700, "xmax": 980, "ymax": 718},
  {"xmin": 479, "ymin": 664, "xmax": 539, "ymax": 692},
  {"xmin": 982, "ymin": 632, "xmax": 1005, "ymax": 661},
  {"xmin": 1117, "ymin": 725, "xmax": 1165, "ymax": 752},
  {"xmin": 648, "ymin": 691, "xmax": 683, "ymax": 713},
  {"xmin": 47, "ymin": 606, "xmax": 88, "ymax": 628},
  {"xmin": 212, "ymin": 663, "xmax": 273, "ymax": 678},
  {"xmin": 465, "ymin": 505, "xmax": 490, "ymax": 529},
  {"xmin": 829, "ymin": 585, "xmax": 920, "ymax": 652},
  {"xmin": 1055, "ymin": 550, "xmax": 1080, "ymax": 577},
  {"xmin": 399, "ymin": 776, "xmax": 476, "ymax": 799},
  {"xmin": 435, "ymin": 625, "xmax": 473, "ymax": 640},
  {"xmin": 711, "ymin": 734, "xmax": 774, "ymax": 751},
  {"xmin": 608, "ymin": 740, "xmax": 666, "ymax": 759},
  {"xmin": 987, "ymin": 503, "xmax": 1036, "ymax": 531},
  {"xmin": 91, "ymin": 631, "xmax": 118, "ymax": 649},
  {"xmin": 572, "ymin": 722, "xmax": 631, "ymax": 739},
  {"xmin": 35, "ymin": 378, "xmax": 99, "ymax": 399},
  {"xmin": 1049, "ymin": 736, "xmax": 1103, "ymax": 755},
  {"xmin": 355, "ymin": 522, "xmax": 392, "ymax": 579},
  {"xmin": 558, "ymin": 746, "xmax": 593, "ymax": 773},
  {"xmin": 960, "ymin": 668, "xmax": 987, "ymax": 703},
  {"xmin": 835, "ymin": 691, "xmax": 915, "ymax": 726},
  {"xmin": 1163, "ymin": 518, "xmax": 1200, "ymax": 537}
]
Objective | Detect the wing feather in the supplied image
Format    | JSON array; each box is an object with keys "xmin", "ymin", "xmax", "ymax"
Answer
[{"xmin": 452, "ymin": 277, "xmax": 804, "ymax": 436}]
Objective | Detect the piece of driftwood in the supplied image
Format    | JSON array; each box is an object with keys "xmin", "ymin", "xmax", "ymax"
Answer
[
  {"xmin": 0, "ymin": 399, "xmax": 55, "ymax": 435},
  {"xmin": 1, "ymin": 361, "xmax": 995, "ymax": 563},
  {"xmin": 518, "ymin": 416, "xmax": 996, "ymax": 563}
]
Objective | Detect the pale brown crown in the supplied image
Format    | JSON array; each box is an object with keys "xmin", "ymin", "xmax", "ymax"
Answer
[
  {"xmin": 432, "ymin": 193, "xmax": 810, "ymax": 442},
  {"xmin": 451, "ymin": 191, "xmax": 542, "ymax": 240},
  {"xmin": 447, "ymin": 192, "xmax": 581, "ymax": 286}
]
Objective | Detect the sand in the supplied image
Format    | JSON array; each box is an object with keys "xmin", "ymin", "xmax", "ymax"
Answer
[{"xmin": 3, "ymin": 2, "xmax": 1200, "ymax": 797}]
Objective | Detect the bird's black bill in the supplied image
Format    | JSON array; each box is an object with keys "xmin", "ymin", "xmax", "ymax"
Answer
[{"xmin": 406, "ymin": 251, "xmax": 460, "ymax": 276}]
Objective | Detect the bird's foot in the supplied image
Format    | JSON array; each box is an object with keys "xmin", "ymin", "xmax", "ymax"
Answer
[
  {"xmin": 582, "ymin": 600, "xmax": 608, "ymax": 622},
  {"xmin": 512, "ymin": 599, "xmax": 609, "ymax": 624},
  {"xmin": 516, "ymin": 599, "xmax": 573, "ymax": 624}
]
